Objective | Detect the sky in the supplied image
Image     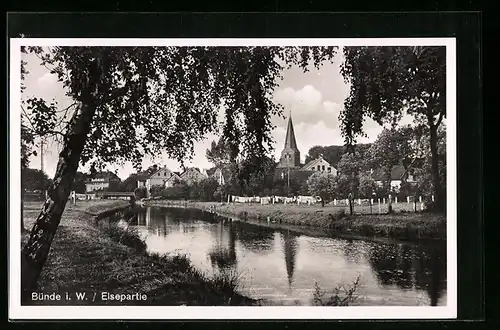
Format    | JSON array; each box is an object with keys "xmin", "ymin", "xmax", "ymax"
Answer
[{"xmin": 21, "ymin": 49, "xmax": 414, "ymax": 180}]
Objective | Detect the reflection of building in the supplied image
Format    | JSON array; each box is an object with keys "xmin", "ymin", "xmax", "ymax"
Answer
[
  {"xmin": 145, "ymin": 207, "xmax": 151, "ymax": 227},
  {"xmin": 85, "ymin": 171, "xmax": 121, "ymax": 193},
  {"xmin": 282, "ymin": 231, "xmax": 298, "ymax": 288}
]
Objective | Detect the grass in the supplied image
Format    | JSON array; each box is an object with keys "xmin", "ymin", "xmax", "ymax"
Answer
[
  {"xmin": 21, "ymin": 200, "xmax": 255, "ymax": 306},
  {"xmin": 143, "ymin": 200, "xmax": 446, "ymax": 241}
]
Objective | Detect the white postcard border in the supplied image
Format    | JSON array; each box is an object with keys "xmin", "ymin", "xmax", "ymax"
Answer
[{"xmin": 9, "ymin": 37, "xmax": 457, "ymax": 320}]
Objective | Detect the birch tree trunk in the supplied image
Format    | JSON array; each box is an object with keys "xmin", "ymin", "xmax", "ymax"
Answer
[{"xmin": 21, "ymin": 101, "xmax": 96, "ymax": 300}]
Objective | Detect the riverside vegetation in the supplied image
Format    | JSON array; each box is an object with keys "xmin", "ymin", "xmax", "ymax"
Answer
[
  {"xmin": 143, "ymin": 200, "xmax": 446, "ymax": 242},
  {"xmin": 21, "ymin": 200, "xmax": 359, "ymax": 306}
]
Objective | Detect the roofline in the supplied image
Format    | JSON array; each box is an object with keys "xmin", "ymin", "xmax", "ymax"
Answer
[
  {"xmin": 300, "ymin": 157, "xmax": 334, "ymax": 171},
  {"xmin": 147, "ymin": 166, "xmax": 171, "ymax": 179}
]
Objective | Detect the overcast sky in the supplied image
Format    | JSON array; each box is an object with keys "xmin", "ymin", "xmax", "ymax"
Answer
[{"xmin": 21, "ymin": 49, "xmax": 414, "ymax": 180}]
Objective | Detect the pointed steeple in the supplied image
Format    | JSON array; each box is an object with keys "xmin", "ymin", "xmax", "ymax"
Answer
[
  {"xmin": 276, "ymin": 111, "xmax": 301, "ymax": 169},
  {"xmin": 284, "ymin": 113, "xmax": 298, "ymax": 150}
]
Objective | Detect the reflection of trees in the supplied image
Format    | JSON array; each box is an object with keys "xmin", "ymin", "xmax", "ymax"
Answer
[
  {"xmin": 282, "ymin": 230, "xmax": 298, "ymax": 288},
  {"xmin": 342, "ymin": 239, "xmax": 362, "ymax": 263},
  {"xmin": 368, "ymin": 243, "xmax": 447, "ymax": 306},
  {"xmin": 234, "ymin": 222, "xmax": 275, "ymax": 252},
  {"xmin": 209, "ymin": 222, "xmax": 237, "ymax": 272},
  {"xmin": 414, "ymin": 245, "xmax": 447, "ymax": 306},
  {"xmin": 368, "ymin": 244, "xmax": 414, "ymax": 290}
]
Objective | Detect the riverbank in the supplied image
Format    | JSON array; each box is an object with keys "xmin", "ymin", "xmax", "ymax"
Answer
[
  {"xmin": 142, "ymin": 200, "xmax": 446, "ymax": 241},
  {"xmin": 21, "ymin": 200, "xmax": 256, "ymax": 306}
]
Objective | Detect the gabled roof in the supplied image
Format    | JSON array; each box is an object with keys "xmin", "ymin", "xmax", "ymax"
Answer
[
  {"xmin": 372, "ymin": 165, "xmax": 415, "ymax": 182},
  {"xmin": 206, "ymin": 167, "xmax": 217, "ymax": 177},
  {"xmin": 300, "ymin": 156, "xmax": 334, "ymax": 171},
  {"xmin": 86, "ymin": 171, "xmax": 121, "ymax": 183},
  {"xmin": 147, "ymin": 166, "xmax": 172, "ymax": 179},
  {"xmin": 165, "ymin": 172, "xmax": 181, "ymax": 183}
]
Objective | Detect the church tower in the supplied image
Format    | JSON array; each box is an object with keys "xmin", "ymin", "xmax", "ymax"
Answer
[{"xmin": 277, "ymin": 113, "xmax": 301, "ymax": 169}]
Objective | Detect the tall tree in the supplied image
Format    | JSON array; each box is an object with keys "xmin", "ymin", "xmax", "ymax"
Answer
[
  {"xmin": 206, "ymin": 137, "xmax": 232, "ymax": 168},
  {"xmin": 307, "ymin": 172, "xmax": 337, "ymax": 207},
  {"xmin": 367, "ymin": 126, "xmax": 414, "ymax": 189},
  {"xmin": 21, "ymin": 168, "xmax": 52, "ymax": 193},
  {"xmin": 341, "ymin": 46, "xmax": 446, "ymax": 212},
  {"xmin": 304, "ymin": 143, "xmax": 373, "ymax": 168},
  {"xmin": 336, "ymin": 148, "xmax": 369, "ymax": 197},
  {"xmin": 20, "ymin": 45, "xmax": 337, "ymax": 295}
]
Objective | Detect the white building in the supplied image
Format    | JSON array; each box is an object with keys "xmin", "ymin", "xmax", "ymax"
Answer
[{"xmin": 300, "ymin": 155, "xmax": 337, "ymax": 175}]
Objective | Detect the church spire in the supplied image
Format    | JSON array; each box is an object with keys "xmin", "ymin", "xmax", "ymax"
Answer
[{"xmin": 284, "ymin": 113, "xmax": 298, "ymax": 150}]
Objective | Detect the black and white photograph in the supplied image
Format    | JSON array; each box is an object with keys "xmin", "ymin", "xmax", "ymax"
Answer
[{"xmin": 9, "ymin": 37, "xmax": 456, "ymax": 320}]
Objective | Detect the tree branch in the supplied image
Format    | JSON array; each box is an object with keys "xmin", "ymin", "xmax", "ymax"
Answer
[{"xmin": 435, "ymin": 112, "xmax": 444, "ymax": 127}]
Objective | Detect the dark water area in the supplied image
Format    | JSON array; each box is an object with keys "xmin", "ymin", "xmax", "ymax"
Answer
[{"xmin": 128, "ymin": 206, "xmax": 447, "ymax": 306}]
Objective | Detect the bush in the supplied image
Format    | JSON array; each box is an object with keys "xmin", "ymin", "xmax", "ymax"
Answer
[
  {"xmin": 150, "ymin": 184, "xmax": 165, "ymax": 198},
  {"xmin": 134, "ymin": 187, "xmax": 148, "ymax": 199},
  {"xmin": 313, "ymin": 275, "xmax": 361, "ymax": 306},
  {"xmin": 102, "ymin": 221, "xmax": 147, "ymax": 253}
]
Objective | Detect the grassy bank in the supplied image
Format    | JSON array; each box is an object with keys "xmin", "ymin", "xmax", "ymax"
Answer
[
  {"xmin": 143, "ymin": 200, "xmax": 446, "ymax": 241},
  {"xmin": 21, "ymin": 200, "xmax": 256, "ymax": 306}
]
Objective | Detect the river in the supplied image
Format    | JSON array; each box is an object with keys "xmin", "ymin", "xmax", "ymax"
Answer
[{"xmin": 130, "ymin": 206, "xmax": 447, "ymax": 306}]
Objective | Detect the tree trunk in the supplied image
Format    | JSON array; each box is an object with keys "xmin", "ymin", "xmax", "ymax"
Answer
[
  {"xmin": 21, "ymin": 194, "xmax": 25, "ymax": 233},
  {"xmin": 21, "ymin": 102, "xmax": 96, "ymax": 300},
  {"xmin": 429, "ymin": 125, "xmax": 445, "ymax": 212}
]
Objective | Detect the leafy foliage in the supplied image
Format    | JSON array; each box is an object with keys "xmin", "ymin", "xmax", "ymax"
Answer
[
  {"xmin": 336, "ymin": 148, "xmax": 369, "ymax": 197},
  {"xmin": 23, "ymin": 46, "xmax": 337, "ymax": 173},
  {"xmin": 367, "ymin": 126, "xmax": 414, "ymax": 188},
  {"xmin": 358, "ymin": 172, "xmax": 377, "ymax": 199},
  {"xmin": 72, "ymin": 171, "xmax": 89, "ymax": 193},
  {"xmin": 340, "ymin": 46, "xmax": 446, "ymax": 211},
  {"xmin": 304, "ymin": 143, "xmax": 372, "ymax": 168},
  {"xmin": 21, "ymin": 123, "xmax": 36, "ymax": 169},
  {"xmin": 21, "ymin": 168, "xmax": 52, "ymax": 192},
  {"xmin": 206, "ymin": 137, "xmax": 232, "ymax": 168},
  {"xmin": 307, "ymin": 172, "xmax": 337, "ymax": 205}
]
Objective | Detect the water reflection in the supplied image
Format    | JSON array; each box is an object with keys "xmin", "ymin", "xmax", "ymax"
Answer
[
  {"xmin": 208, "ymin": 221, "xmax": 237, "ymax": 272},
  {"xmin": 281, "ymin": 230, "xmax": 298, "ymax": 288},
  {"xmin": 131, "ymin": 206, "xmax": 447, "ymax": 306},
  {"xmin": 368, "ymin": 243, "xmax": 447, "ymax": 306},
  {"xmin": 235, "ymin": 221, "xmax": 275, "ymax": 252}
]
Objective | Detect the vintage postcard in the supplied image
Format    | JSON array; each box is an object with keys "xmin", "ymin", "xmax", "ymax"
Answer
[{"xmin": 9, "ymin": 37, "xmax": 457, "ymax": 320}]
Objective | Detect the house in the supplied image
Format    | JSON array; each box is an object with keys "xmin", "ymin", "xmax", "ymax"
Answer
[
  {"xmin": 371, "ymin": 165, "xmax": 417, "ymax": 191},
  {"xmin": 274, "ymin": 114, "xmax": 338, "ymax": 181},
  {"xmin": 301, "ymin": 155, "xmax": 337, "ymax": 175},
  {"xmin": 85, "ymin": 171, "xmax": 121, "ymax": 193},
  {"xmin": 165, "ymin": 172, "xmax": 182, "ymax": 187},
  {"xmin": 137, "ymin": 165, "xmax": 173, "ymax": 191},
  {"xmin": 180, "ymin": 167, "xmax": 206, "ymax": 185}
]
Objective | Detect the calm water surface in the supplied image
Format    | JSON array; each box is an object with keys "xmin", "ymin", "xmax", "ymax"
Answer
[{"xmin": 130, "ymin": 206, "xmax": 447, "ymax": 306}]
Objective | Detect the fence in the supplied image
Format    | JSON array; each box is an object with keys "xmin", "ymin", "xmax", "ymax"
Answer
[{"xmin": 227, "ymin": 194, "xmax": 432, "ymax": 214}]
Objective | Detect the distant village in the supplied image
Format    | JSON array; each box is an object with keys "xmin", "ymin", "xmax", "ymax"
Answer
[{"xmin": 79, "ymin": 113, "xmax": 417, "ymax": 202}]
